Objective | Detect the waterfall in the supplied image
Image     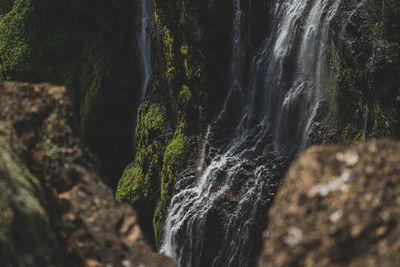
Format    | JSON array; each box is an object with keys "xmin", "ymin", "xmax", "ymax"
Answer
[
  {"xmin": 161, "ymin": 0, "xmax": 342, "ymax": 266},
  {"xmin": 271, "ymin": 0, "xmax": 342, "ymax": 153},
  {"xmin": 137, "ymin": 0, "xmax": 153, "ymax": 102},
  {"xmin": 364, "ymin": 107, "xmax": 368, "ymax": 141}
]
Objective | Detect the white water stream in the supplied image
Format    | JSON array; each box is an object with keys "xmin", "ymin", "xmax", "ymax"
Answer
[
  {"xmin": 161, "ymin": 0, "xmax": 343, "ymax": 266},
  {"xmin": 137, "ymin": 0, "xmax": 153, "ymax": 101}
]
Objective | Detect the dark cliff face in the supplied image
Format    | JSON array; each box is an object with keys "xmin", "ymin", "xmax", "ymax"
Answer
[
  {"xmin": 116, "ymin": 0, "xmax": 235, "ymax": 246},
  {"xmin": 311, "ymin": 0, "xmax": 400, "ymax": 145},
  {"xmin": 0, "ymin": 0, "xmax": 144, "ymax": 186}
]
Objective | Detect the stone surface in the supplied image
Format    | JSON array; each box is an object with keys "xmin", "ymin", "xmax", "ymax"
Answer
[
  {"xmin": 0, "ymin": 122, "xmax": 57, "ymax": 266},
  {"xmin": 258, "ymin": 140, "xmax": 400, "ymax": 267},
  {"xmin": 0, "ymin": 82, "xmax": 175, "ymax": 267}
]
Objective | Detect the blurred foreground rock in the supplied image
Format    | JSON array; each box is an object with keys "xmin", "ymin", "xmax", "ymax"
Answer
[
  {"xmin": 258, "ymin": 140, "xmax": 400, "ymax": 266},
  {"xmin": 0, "ymin": 82, "xmax": 175, "ymax": 267}
]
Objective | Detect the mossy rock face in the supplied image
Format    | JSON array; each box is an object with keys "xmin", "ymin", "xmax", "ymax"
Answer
[
  {"xmin": 116, "ymin": 102, "xmax": 187, "ymax": 216},
  {"xmin": 116, "ymin": 0, "xmax": 221, "ymax": 245},
  {"xmin": 115, "ymin": 0, "xmax": 234, "ymax": 247},
  {"xmin": 0, "ymin": 0, "xmax": 141, "ymax": 184},
  {"xmin": 153, "ymin": 125, "xmax": 188, "ymax": 245},
  {"xmin": 115, "ymin": 102, "xmax": 189, "ymax": 245},
  {"xmin": 0, "ymin": 122, "xmax": 57, "ymax": 267},
  {"xmin": 116, "ymin": 102, "xmax": 167, "ymax": 205}
]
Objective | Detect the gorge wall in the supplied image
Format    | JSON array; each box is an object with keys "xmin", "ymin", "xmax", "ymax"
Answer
[{"xmin": 0, "ymin": 0, "xmax": 399, "ymax": 266}]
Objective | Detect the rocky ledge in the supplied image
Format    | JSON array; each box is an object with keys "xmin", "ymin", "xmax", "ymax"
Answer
[
  {"xmin": 0, "ymin": 82, "xmax": 175, "ymax": 267},
  {"xmin": 259, "ymin": 140, "xmax": 400, "ymax": 266}
]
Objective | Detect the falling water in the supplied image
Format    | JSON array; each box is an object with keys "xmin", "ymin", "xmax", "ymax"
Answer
[
  {"xmin": 364, "ymin": 107, "xmax": 368, "ymax": 141},
  {"xmin": 161, "ymin": 0, "xmax": 342, "ymax": 266},
  {"xmin": 136, "ymin": 0, "xmax": 153, "ymax": 101}
]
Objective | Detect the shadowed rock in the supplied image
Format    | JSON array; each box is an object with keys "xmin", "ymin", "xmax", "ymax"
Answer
[
  {"xmin": 0, "ymin": 82, "xmax": 175, "ymax": 267},
  {"xmin": 258, "ymin": 140, "xmax": 400, "ymax": 266}
]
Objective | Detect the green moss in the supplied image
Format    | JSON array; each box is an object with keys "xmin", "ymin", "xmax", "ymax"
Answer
[
  {"xmin": 0, "ymin": 0, "xmax": 34, "ymax": 79},
  {"xmin": 153, "ymin": 124, "xmax": 187, "ymax": 244},
  {"xmin": 116, "ymin": 165, "xmax": 144, "ymax": 203},
  {"xmin": 341, "ymin": 124, "xmax": 363, "ymax": 145},
  {"xmin": 180, "ymin": 43, "xmax": 188, "ymax": 56},
  {"xmin": 159, "ymin": 128, "xmax": 186, "ymax": 200},
  {"xmin": 154, "ymin": 3, "xmax": 160, "ymax": 27},
  {"xmin": 162, "ymin": 127, "xmax": 186, "ymax": 175},
  {"xmin": 180, "ymin": 43, "xmax": 193, "ymax": 79},
  {"xmin": 116, "ymin": 103, "xmax": 166, "ymax": 205},
  {"xmin": 136, "ymin": 103, "xmax": 165, "ymax": 147},
  {"xmin": 116, "ymin": 101, "xmax": 189, "ymax": 245},
  {"xmin": 178, "ymin": 84, "xmax": 192, "ymax": 105},
  {"xmin": 162, "ymin": 26, "xmax": 176, "ymax": 81}
]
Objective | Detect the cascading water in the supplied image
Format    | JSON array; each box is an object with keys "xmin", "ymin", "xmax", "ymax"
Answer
[
  {"xmin": 136, "ymin": 0, "xmax": 153, "ymax": 102},
  {"xmin": 161, "ymin": 0, "xmax": 342, "ymax": 266}
]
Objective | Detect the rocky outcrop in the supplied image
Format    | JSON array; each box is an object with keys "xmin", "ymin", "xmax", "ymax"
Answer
[
  {"xmin": 0, "ymin": 82, "xmax": 175, "ymax": 267},
  {"xmin": 258, "ymin": 140, "xmax": 400, "ymax": 266},
  {"xmin": 0, "ymin": 122, "xmax": 58, "ymax": 266}
]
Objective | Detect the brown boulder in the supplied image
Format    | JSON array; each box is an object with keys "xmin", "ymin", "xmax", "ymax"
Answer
[
  {"xmin": 0, "ymin": 82, "xmax": 175, "ymax": 267},
  {"xmin": 258, "ymin": 140, "xmax": 400, "ymax": 266}
]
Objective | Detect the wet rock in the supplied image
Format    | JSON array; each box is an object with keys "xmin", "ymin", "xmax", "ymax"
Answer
[
  {"xmin": 258, "ymin": 140, "xmax": 400, "ymax": 267},
  {"xmin": 0, "ymin": 82, "xmax": 175, "ymax": 267},
  {"xmin": 325, "ymin": 0, "xmax": 400, "ymax": 143}
]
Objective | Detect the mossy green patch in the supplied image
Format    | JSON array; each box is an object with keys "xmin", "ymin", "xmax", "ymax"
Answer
[
  {"xmin": 162, "ymin": 26, "xmax": 176, "ymax": 81},
  {"xmin": 115, "ymin": 103, "xmax": 166, "ymax": 205},
  {"xmin": 136, "ymin": 102, "xmax": 165, "ymax": 147},
  {"xmin": 341, "ymin": 124, "xmax": 364, "ymax": 145},
  {"xmin": 153, "ymin": 124, "xmax": 187, "ymax": 244},
  {"xmin": 178, "ymin": 84, "xmax": 192, "ymax": 105},
  {"xmin": 0, "ymin": 0, "xmax": 34, "ymax": 79},
  {"xmin": 116, "ymin": 165, "xmax": 144, "ymax": 203}
]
